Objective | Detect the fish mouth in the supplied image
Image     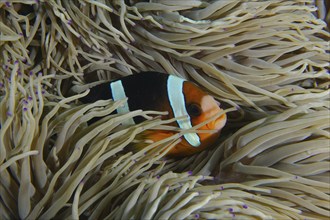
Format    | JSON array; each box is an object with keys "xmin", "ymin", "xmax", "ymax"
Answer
[{"xmin": 206, "ymin": 113, "xmax": 227, "ymax": 131}]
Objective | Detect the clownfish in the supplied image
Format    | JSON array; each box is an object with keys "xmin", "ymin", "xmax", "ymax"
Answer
[{"xmin": 81, "ymin": 71, "xmax": 227, "ymax": 157}]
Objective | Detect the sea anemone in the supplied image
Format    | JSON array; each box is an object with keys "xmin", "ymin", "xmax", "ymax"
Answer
[{"xmin": 0, "ymin": 0, "xmax": 329, "ymax": 219}]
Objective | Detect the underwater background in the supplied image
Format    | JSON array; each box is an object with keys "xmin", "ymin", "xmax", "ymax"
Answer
[{"xmin": 0, "ymin": 0, "xmax": 329, "ymax": 219}]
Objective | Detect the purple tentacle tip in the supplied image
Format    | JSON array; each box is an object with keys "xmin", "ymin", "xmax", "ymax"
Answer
[
  {"xmin": 23, "ymin": 107, "xmax": 28, "ymax": 111},
  {"xmin": 187, "ymin": 171, "xmax": 193, "ymax": 175},
  {"xmin": 5, "ymin": 2, "xmax": 10, "ymax": 7},
  {"xmin": 194, "ymin": 213, "xmax": 200, "ymax": 219},
  {"xmin": 243, "ymin": 204, "xmax": 248, "ymax": 209}
]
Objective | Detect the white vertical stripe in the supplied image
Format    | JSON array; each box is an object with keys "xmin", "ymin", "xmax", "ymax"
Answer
[
  {"xmin": 110, "ymin": 80, "xmax": 135, "ymax": 125},
  {"xmin": 167, "ymin": 75, "xmax": 201, "ymax": 147}
]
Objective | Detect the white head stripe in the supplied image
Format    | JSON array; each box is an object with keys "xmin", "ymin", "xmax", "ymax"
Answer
[
  {"xmin": 110, "ymin": 80, "xmax": 135, "ymax": 125},
  {"xmin": 167, "ymin": 75, "xmax": 201, "ymax": 147}
]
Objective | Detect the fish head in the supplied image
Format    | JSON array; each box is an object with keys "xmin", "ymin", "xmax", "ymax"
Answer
[{"xmin": 165, "ymin": 82, "xmax": 227, "ymax": 156}]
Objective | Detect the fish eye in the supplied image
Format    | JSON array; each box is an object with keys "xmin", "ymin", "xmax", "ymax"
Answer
[{"xmin": 187, "ymin": 103, "xmax": 202, "ymax": 117}]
